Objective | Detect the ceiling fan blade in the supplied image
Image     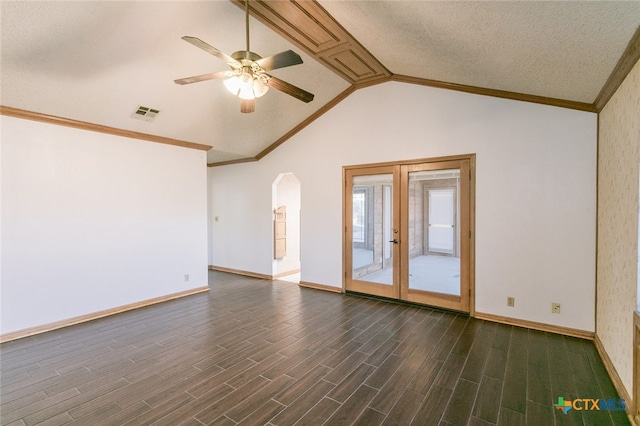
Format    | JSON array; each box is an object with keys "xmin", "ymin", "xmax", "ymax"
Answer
[
  {"xmin": 255, "ymin": 50, "xmax": 303, "ymax": 72},
  {"xmin": 181, "ymin": 36, "xmax": 241, "ymax": 68},
  {"xmin": 240, "ymin": 98, "xmax": 255, "ymax": 113},
  {"xmin": 267, "ymin": 76, "xmax": 314, "ymax": 103},
  {"xmin": 174, "ymin": 70, "xmax": 234, "ymax": 85}
]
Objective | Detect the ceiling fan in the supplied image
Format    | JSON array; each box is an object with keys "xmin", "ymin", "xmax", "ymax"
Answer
[{"xmin": 174, "ymin": 0, "xmax": 314, "ymax": 113}]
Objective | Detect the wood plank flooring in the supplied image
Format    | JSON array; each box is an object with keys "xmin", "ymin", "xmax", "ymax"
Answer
[{"xmin": 0, "ymin": 271, "xmax": 631, "ymax": 425}]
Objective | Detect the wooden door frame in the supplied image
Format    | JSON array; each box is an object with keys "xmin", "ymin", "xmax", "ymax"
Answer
[
  {"xmin": 344, "ymin": 165, "xmax": 400, "ymax": 299},
  {"xmin": 343, "ymin": 154, "xmax": 476, "ymax": 316},
  {"xmin": 400, "ymin": 159, "xmax": 471, "ymax": 312}
]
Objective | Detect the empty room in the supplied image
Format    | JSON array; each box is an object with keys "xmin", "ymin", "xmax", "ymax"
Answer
[{"xmin": 1, "ymin": 1, "xmax": 639, "ymax": 425}]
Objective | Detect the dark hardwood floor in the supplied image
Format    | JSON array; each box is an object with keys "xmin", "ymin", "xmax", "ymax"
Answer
[{"xmin": 0, "ymin": 271, "xmax": 631, "ymax": 425}]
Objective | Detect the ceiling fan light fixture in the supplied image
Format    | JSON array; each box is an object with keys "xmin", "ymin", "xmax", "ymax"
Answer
[
  {"xmin": 223, "ymin": 75, "xmax": 241, "ymax": 96},
  {"xmin": 240, "ymin": 68, "xmax": 254, "ymax": 95},
  {"xmin": 224, "ymin": 68, "xmax": 269, "ymax": 100},
  {"xmin": 238, "ymin": 83, "xmax": 255, "ymax": 100},
  {"xmin": 253, "ymin": 77, "xmax": 269, "ymax": 98}
]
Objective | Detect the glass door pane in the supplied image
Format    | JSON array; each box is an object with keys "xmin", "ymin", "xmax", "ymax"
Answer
[
  {"xmin": 351, "ymin": 174, "xmax": 394, "ymax": 286},
  {"xmin": 407, "ymin": 169, "xmax": 460, "ymax": 296}
]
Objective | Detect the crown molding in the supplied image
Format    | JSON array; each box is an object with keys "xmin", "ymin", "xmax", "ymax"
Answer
[
  {"xmin": 594, "ymin": 25, "xmax": 640, "ymax": 112},
  {"xmin": 0, "ymin": 106, "xmax": 213, "ymax": 152},
  {"xmin": 208, "ymin": 86, "xmax": 356, "ymax": 166},
  {"xmin": 255, "ymin": 86, "xmax": 356, "ymax": 160},
  {"xmin": 391, "ymin": 75, "xmax": 596, "ymax": 113},
  {"xmin": 208, "ymin": 157, "xmax": 258, "ymax": 167}
]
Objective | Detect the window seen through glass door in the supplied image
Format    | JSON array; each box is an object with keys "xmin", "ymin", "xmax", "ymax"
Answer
[{"xmin": 351, "ymin": 174, "xmax": 394, "ymax": 286}]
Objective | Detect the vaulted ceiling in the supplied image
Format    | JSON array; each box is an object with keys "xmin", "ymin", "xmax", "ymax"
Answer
[{"xmin": 1, "ymin": 1, "xmax": 639, "ymax": 165}]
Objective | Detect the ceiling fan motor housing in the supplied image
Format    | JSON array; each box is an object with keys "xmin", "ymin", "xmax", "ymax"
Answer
[{"xmin": 231, "ymin": 50, "xmax": 262, "ymax": 62}]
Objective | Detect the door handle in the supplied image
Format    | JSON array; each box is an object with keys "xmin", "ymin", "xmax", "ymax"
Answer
[{"xmin": 389, "ymin": 239, "xmax": 399, "ymax": 244}]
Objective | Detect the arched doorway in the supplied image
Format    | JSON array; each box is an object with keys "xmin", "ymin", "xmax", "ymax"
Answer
[{"xmin": 272, "ymin": 173, "xmax": 301, "ymax": 282}]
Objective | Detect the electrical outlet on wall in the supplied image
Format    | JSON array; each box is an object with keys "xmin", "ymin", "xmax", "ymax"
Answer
[
  {"xmin": 184, "ymin": 274, "xmax": 190, "ymax": 282},
  {"xmin": 551, "ymin": 302, "xmax": 561, "ymax": 314},
  {"xmin": 507, "ymin": 297, "xmax": 515, "ymax": 307}
]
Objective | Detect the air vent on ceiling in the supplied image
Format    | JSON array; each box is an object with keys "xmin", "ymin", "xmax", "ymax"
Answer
[{"xmin": 130, "ymin": 105, "xmax": 160, "ymax": 122}]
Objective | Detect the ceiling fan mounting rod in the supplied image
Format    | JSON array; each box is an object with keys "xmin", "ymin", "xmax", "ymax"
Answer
[{"xmin": 245, "ymin": 0, "xmax": 250, "ymax": 54}]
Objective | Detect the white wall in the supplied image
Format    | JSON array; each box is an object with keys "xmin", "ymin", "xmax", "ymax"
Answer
[
  {"xmin": 1, "ymin": 116, "xmax": 208, "ymax": 335},
  {"xmin": 209, "ymin": 81, "xmax": 597, "ymax": 331},
  {"xmin": 208, "ymin": 165, "xmax": 273, "ymax": 274}
]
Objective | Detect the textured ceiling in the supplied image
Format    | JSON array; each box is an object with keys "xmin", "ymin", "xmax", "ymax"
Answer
[
  {"xmin": 320, "ymin": 0, "xmax": 640, "ymax": 104},
  {"xmin": 0, "ymin": 1, "xmax": 349, "ymax": 164},
  {"xmin": 1, "ymin": 1, "xmax": 639, "ymax": 165}
]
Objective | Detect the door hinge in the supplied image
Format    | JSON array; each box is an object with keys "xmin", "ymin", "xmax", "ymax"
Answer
[{"xmin": 469, "ymin": 170, "xmax": 471, "ymax": 180}]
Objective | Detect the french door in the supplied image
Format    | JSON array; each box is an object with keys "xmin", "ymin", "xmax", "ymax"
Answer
[{"xmin": 344, "ymin": 156, "xmax": 474, "ymax": 313}]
